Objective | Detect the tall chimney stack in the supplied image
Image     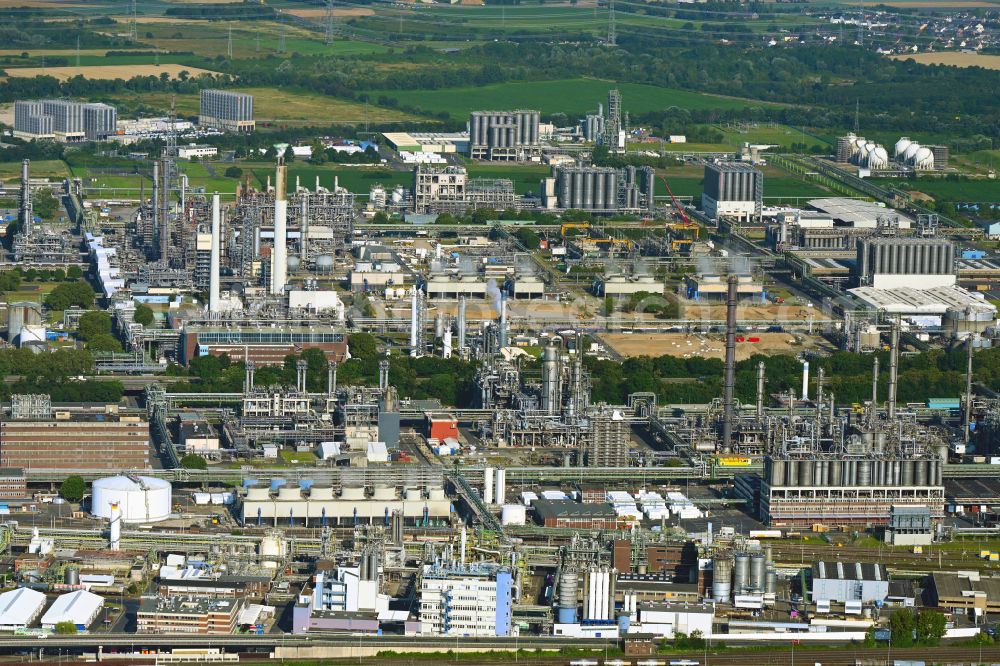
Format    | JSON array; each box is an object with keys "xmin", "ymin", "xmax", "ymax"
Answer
[
  {"xmin": 271, "ymin": 159, "xmax": 288, "ymax": 294},
  {"xmin": 721, "ymin": 274, "xmax": 738, "ymax": 453},
  {"xmin": 209, "ymin": 192, "xmax": 221, "ymax": 313}
]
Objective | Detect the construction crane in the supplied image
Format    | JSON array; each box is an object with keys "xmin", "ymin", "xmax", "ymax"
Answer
[
  {"xmin": 560, "ymin": 222, "xmax": 591, "ymax": 238},
  {"xmin": 658, "ymin": 174, "xmax": 690, "ymax": 226},
  {"xmin": 656, "ymin": 174, "xmax": 700, "ymax": 252}
]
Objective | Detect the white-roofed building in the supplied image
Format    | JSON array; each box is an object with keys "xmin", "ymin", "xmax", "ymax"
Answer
[
  {"xmin": 41, "ymin": 589, "xmax": 103, "ymax": 630},
  {"xmin": 0, "ymin": 587, "xmax": 46, "ymax": 631}
]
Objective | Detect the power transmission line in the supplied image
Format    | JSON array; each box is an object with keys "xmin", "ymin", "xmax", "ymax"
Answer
[
  {"xmin": 325, "ymin": 0, "xmax": 336, "ymax": 44},
  {"xmin": 227, "ymin": 25, "xmax": 233, "ymax": 58}
]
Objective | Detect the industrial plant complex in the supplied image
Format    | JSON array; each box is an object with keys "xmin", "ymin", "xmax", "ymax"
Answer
[{"xmin": 0, "ymin": 74, "xmax": 999, "ymax": 666}]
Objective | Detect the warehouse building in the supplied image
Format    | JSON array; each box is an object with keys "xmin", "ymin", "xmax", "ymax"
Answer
[
  {"xmin": 701, "ymin": 162, "xmax": 762, "ymax": 222},
  {"xmin": 199, "ymin": 89, "xmax": 254, "ymax": 133},
  {"xmin": 533, "ymin": 499, "xmax": 619, "ymax": 529},
  {"xmin": 40, "ymin": 590, "xmax": 104, "ymax": 631},
  {"xmin": 179, "ymin": 325, "xmax": 348, "ymax": 366},
  {"xmin": 137, "ymin": 596, "xmax": 244, "ymax": 634},
  {"xmin": 0, "ymin": 415, "xmax": 150, "ymax": 470},
  {"xmin": 468, "ymin": 110, "xmax": 541, "ymax": 161},
  {"xmin": 0, "ymin": 587, "xmax": 46, "ymax": 631},
  {"xmin": 927, "ymin": 572, "xmax": 1000, "ymax": 615},
  {"xmin": 811, "ymin": 561, "xmax": 889, "ymax": 604}
]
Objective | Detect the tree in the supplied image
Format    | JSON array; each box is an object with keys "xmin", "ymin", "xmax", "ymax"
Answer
[
  {"xmin": 77, "ymin": 310, "xmax": 112, "ymax": 341},
  {"xmin": 53, "ymin": 621, "xmax": 77, "ymax": 635},
  {"xmin": 915, "ymin": 610, "xmax": 947, "ymax": 646},
  {"xmin": 515, "ymin": 227, "xmax": 540, "ymax": 249},
  {"xmin": 60, "ymin": 475, "xmax": 86, "ymax": 502},
  {"xmin": 86, "ymin": 333, "xmax": 123, "ymax": 353},
  {"xmin": 45, "ymin": 281, "xmax": 95, "ymax": 310},
  {"xmin": 372, "ymin": 211, "xmax": 390, "ymax": 224},
  {"xmin": 67, "ymin": 265, "xmax": 83, "ymax": 280},
  {"xmin": 180, "ymin": 453, "xmax": 208, "ymax": 470},
  {"xmin": 349, "ymin": 332, "xmax": 378, "ymax": 362},
  {"xmin": 283, "ymin": 145, "xmax": 295, "ymax": 162},
  {"xmin": 133, "ymin": 304, "xmax": 154, "ymax": 327},
  {"xmin": 224, "ymin": 166, "xmax": 243, "ymax": 179}
]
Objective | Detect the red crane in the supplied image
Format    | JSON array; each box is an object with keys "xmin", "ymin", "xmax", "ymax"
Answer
[{"xmin": 658, "ymin": 174, "xmax": 690, "ymax": 226}]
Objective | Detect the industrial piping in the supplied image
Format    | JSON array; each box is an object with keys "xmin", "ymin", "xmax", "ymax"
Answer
[{"xmin": 722, "ymin": 274, "xmax": 738, "ymax": 453}]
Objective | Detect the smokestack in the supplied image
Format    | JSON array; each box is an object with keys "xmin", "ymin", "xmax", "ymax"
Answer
[
  {"xmin": 965, "ymin": 336, "xmax": 974, "ymax": 445},
  {"xmin": 457, "ymin": 296, "xmax": 467, "ymax": 351},
  {"xmin": 300, "ymin": 192, "xmax": 309, "ymax": 263},
  {"xmin": 109, "ymin": 502, "xmax": 121, "ymax": 551},
  {"xmin": 801, "ymin": 360, "xmax": 809, "ymax": 401},
  {"xmin": 722, "ymin": 274, "xmax": 738, "ymax": 453},
  {"xmin": 888, "ymin": 319, "xmax": 899, "ymax": 419},
  {"xmin": 499, "ymin": 293, "xmax": 508, "ymax": 348},
  {"xmin": 209, "ymin": 192, "xmax": 221, "ymax": 313},
  {"xmin": 19, "ymin": 159, "xmax": 31, "ymax": 239},
  {"xmin": 409, "ymin": 287, "xmax": 419, "ymax": 357},
  {"xmin": 756, "ymin": 361, "xmax": 765, "ymax": 419},
  {"xmin": 871, "ymin": 356, "xmax": 879, "ymax": 413},
  {"xmin": 271, "ymin": 160, "xmax": 288, "ymax": 294}
]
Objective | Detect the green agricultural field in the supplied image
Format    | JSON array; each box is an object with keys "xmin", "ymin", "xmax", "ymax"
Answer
[
  {"xmin": 108, "ymin": 87, "xmax": 423, "ymax": 126},
  {"xmin": 370, "ymin": 78, "xmax": 778, "ymax": 119},
  {"xmin": 870, "ymin": 177, "xmax": 1000, "ymax": 203},
  {"xmin": 240, "ymin": 162, "xmax": 412, "ymax": 195},
  {"xmin": 0, "ymin": 160, "xmax": 69, "ymax": 182},
  {"xmin": 719, "ymin": 124, "xmax": 831, "ymax": 150}
]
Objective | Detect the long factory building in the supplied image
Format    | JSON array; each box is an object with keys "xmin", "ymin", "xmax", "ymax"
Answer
[{"xmin": 240, "ymin": 484, "xmax": 452, "ymax": 527}]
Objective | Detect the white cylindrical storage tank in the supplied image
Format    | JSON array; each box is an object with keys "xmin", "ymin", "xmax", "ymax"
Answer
[
  {"xmin": 495, "ymin": 468, "xmax": 507, "ymax": 505},
  {"xmin": 341, "ymin": 486, "xmax": 366, "ymax": 501},
  {"xmin": 914, "ymin": 147, "xmax": 934, "ymax": 170},
  {"xmin": 109, "ymin": 502, "xmax": 122, "ymax": 551},
  {"xmin": 92, "ymin": 475, "xmax": 172, "ymax": 523},
  {"xmin": 501, "ymin": 504, "xmax": 527, "ymax": 525},
  {"xmin": 894, "ymin": 137, "xmax": 912, "ymax": 158},
  {"xmin": 310, "ymin": 485, "xmax": 335, "ymax": 500},
  {"xmin": 372, "ymin": 485, "xmax": 396, "ymax": 501},
  {"xmin": 427, "ymin": 487, "xmax": 446, "ymax": 502},
  {"xmin": 483, "ymin": 466, "xmax": 494, "ymax": 505}
]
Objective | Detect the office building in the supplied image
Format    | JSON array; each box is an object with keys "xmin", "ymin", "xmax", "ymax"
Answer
[
  {"xmin": 533, "ymin": 499, "xmax": 619, "ymax": 529},
  {"xmin": 811, "ymin": 561, "xmax": 889, "ymax": 604},
  {"xmin": 199, "ymin": 89, "xmax": 255, "ymax": 133},
  {"xmin": 179, "ymin": 324, "xmax": 348, "ymax": 366},
  {"xmin": 137, "ymin": 596, "xmax": 244, "ymax": 634},
  {"xmin": 418, "ymin": 563, "xmax": 516, "ymax": 637},
  {"xmin": 701, "ymin": 162, "xmax": 763, "ymax": 222},
  {"xmin": 82, "ymin": 103, "xmax": 117, "ymax": 140},
  {"xmin": 0, "ymin": 468, "xmax": 26, "ymax": 500},
  {"xmin": 468, "ymin": 110, "xmax": 540, "ymax": 161},
  {"xmin": 928, "ymin": 572, "xmax": 1000, "ymax": 614},
  {"xmin": 0, "ymin": 416, "xmax": 150, "ymax": 470}
]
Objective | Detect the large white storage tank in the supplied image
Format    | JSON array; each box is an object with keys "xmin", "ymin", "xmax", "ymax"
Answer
[
  {"xmin": 894, "ymin": 137, "xmax": 912, "ymax": 158},
  {"xmin": 904, "ymin": 142, "xmax": 921, "ymax": 162},
  {"xmin": 914, "ymin": 146, "xmax": 934, "ymax": 170},
  {"xmin": 92, "ymin": 475, "xmax": 172, "ymax": 523}
]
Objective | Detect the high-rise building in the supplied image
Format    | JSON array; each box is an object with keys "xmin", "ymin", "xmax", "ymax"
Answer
[
  {"xmin": 199, "ymin": 89, "xmax": 255, "ymax": 133},
  {"xmin": 418, "ymin": 563, "xmax": 516, "ymax": 636},
  {"xmin": 468, "ymin": 110, "xmax": 540, "ymax": 161},
  {"xmin": 701, "ymin": 162, "xmax": 763, "ymax": 222},
  {"xmin": 82, "ymin": 102, "xmax": 117, "ymax": 140},
  {"xmin": 13, "ymin": 99, "xmax": 117, "ymax": 141}
]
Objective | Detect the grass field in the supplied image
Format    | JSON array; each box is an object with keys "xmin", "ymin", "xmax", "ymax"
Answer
[
  {"xmin": 108, "ymin": 87, "xmax": 423, "ymax": 126},
  {"xmin": 370, "ymin": 78, "xmax": 778, "ymax": 118},
  {"xmin": 0, "ymin": 160, "xmax": 68, "ymax": 182},
  {"xmin": 2, "ymin": 63, "xmax": 219, "ymax": 81},
  {"xmin": 870, "ymin": 177, "xmax": 1000, "ymax": 203},
  {"xmin": 891, "ymin": 52, "xmax": 1000, "ymax": 70}
]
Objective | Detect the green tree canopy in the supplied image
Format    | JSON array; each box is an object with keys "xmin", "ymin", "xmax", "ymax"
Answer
[
  {"xmin": 133, "ymin": 304, "xmax": 154, "ymax": 327},
  {"xmin": 180, "ymin": 454, "xmax": 208, "ymax": 470},
  {"xmin": 60, "ymin": 475, "xmax": 86, "ymax": 502},
  {"xmin": 77, "ymin": 310, "xmax": 112, "ymax": 341}
]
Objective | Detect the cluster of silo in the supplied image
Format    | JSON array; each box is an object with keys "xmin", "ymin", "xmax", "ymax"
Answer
[
  {"xmin": 842, "ymin": 133, "xmax": 889, "ymax": 170},
  {"xmin": 621, "ymin": 165, "xmax": 655, "ymax": 212},
  {"xmin": 583, "ymin": 113, "xmax": 605, "ymax": 142},
  {"xmin": 765, "ymin": 455, "xmax": 943, "ymax": 488},
  {"xmin": 469, "ymin": 110, "xmax": 540, "ymax": 151},
  {"xmin": 856, "ymin": 237, "xmax": 955, "ymax": 278},
  {"xmin": 556, "ymin": 166, "xmax": 619, "ymax": 211},
  {"xmin": 712, "ymin": 548, "xmax": 777, "ymax": 602},
  {"xmin": 557, "ymin": 567, "xmax": 580, "ymax": 623},
  {"xmin": 894, "ymin": 137, "xmax": 936, "ymax": 170},
  {"xmin": 943, "ymin": 305, "xmax": 996, "ymax": 339}
]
